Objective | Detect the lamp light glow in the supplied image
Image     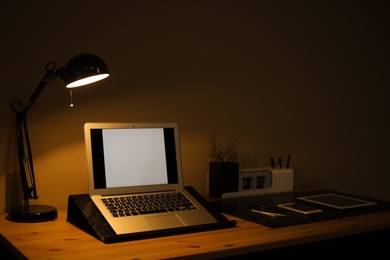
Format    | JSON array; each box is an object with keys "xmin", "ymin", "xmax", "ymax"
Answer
[{"xmin": 66, "ymin": 74, "xmax": 109, "ymax": 88}]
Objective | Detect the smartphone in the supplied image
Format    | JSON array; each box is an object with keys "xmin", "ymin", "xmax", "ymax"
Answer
[{"xmin": 277, "ymin": 203, "xmax": 323, "ymax": 215}]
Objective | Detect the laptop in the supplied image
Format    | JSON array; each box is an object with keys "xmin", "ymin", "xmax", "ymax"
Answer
[{"xmin": 83, "ymin": 122, "xmax": 221, "ymax": 236}]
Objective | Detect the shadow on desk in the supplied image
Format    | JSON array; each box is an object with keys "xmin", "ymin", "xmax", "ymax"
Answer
[
  {"xmin": 230, "ymin": 228, "xmax": 390, "ymax": 258},
  {"xmin": 0, "ymin": 233, "xmax": 28, "ymax": 260}
]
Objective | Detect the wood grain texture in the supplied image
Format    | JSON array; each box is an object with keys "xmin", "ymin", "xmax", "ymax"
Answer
[{"xmin": 1, "ymin": 208, "xmax": 390, "ymax": 259}]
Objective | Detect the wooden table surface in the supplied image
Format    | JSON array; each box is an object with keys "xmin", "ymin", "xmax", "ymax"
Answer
[{"xmin": 1, "ymin": 208, "xmax": 390, "ymax": 259}]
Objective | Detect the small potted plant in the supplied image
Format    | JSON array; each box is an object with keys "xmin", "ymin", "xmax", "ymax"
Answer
[{"xmin": 208, "ymin": 135, "xmax": 239, "ymax": 198}]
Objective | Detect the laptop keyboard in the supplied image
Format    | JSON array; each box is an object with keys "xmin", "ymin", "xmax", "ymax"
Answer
[{"xmin": 101, "ymin": 192, "xmax": 198, "ymax": 218}]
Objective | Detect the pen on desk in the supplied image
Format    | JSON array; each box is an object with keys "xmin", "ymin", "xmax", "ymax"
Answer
[
  {"xmin": 251, "ymin": 208, "xmax": 286, "ymax": 217},
  {"xmin": 278, "ymin": 157, "xmax": 282, "ymax": 168},
  {"xmin": 286, "ymin": 153, "xmax": 291, "ymax": 169},
  {"xmin": 251, "ymin": 209, "xmax": 278, "ymax": 217},
  {"xmin": 270, "ymin": 158, "xmax": 275, "ymax": 169}
]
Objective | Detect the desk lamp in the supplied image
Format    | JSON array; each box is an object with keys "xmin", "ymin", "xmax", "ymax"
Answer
[{"xmin": 7, "ymin": 53, "xmax": 109, "ymax": 222}]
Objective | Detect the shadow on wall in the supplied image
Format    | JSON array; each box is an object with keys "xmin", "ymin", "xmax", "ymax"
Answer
[
  {"xmin": 6, "ymin": 173, "xmax": 22, "ymax": 211},
  {"xmin": 2, "ymin": 120, "xmax": 21, "ymax": 212}
]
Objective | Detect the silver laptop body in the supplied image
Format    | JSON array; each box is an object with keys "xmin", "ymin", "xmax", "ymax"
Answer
[{"xmin": 84, "ymin": 122, "xmax": 218, "ymax": 235}]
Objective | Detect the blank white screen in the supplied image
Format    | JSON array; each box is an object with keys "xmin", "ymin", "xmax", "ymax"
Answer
[{"xmin": 102, "ymin": 128, "xmax": 168, "ymax": 188}]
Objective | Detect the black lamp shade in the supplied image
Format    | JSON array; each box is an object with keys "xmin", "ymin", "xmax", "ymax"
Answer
[{"xmin": 63, "ymin": 53, "xmax": 109, "ymax": 88}]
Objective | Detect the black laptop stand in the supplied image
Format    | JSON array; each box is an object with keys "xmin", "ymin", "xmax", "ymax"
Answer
[{"xmin": 66, "ymin": 186, "xmax": 237, "ymax": 243}]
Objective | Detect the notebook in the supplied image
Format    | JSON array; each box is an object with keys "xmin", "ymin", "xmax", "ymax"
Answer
[{"xmin": 83, "ymin": 122, "xmax": 221, "ymax": 236}]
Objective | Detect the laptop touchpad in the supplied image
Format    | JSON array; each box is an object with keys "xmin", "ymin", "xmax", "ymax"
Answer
[{"xmin": 145, "ymin": 214, "xmax": 186, "ymax": 229}]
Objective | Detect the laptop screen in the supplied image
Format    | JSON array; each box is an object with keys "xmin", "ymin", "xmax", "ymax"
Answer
[{"xmin": 89, "ymin": 126, "xmax": 179, "ymax": 190}]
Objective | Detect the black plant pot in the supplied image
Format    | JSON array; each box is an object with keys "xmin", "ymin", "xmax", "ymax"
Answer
[{"xmin": 209, "ymin": 162, "xmax": 239, "ymax": 198}]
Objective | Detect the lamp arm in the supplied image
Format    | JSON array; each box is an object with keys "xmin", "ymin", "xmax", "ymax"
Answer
[
  {"xmin": 15, "ymin": 114, "xmax": 37, "ymax": 202},
  {"xmin": 11, "ymin": 61, "xmax": 64, "ymax": 205},
  {"xmin": 18, "ymin": 62, "xmax": 64, "ymax": 117}
]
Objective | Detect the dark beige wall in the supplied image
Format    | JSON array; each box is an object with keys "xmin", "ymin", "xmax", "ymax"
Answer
[{"xmin": 1, "ymin": 1, "xmax": 389, "ymax": 211}]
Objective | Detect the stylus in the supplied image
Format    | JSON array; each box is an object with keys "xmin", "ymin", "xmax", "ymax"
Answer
[
  {"xmin": 251, "ymin": 209, "xmax": 286, "ymax": 217},
  {"xmin": 270, "ymin": 158, "xmax": 275, "ymax": 168},
  {"xmin": 286, "ymin": 153, "xmax": 291, "ymax": 169}
]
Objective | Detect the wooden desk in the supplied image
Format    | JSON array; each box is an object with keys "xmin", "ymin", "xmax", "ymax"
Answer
[{"xmin": 1, "ymin": 208, "xmax": 390, "ymax": 259}]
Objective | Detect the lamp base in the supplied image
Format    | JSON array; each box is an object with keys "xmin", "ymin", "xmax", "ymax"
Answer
[{"xmin": 6, "ymin": 205, "xmax": 58, "ymax": 222}]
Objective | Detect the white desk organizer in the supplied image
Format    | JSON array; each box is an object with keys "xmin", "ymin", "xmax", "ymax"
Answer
[{"xmin": 221, "ymin": 168, "xmax": 294, "ymax": 199}]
